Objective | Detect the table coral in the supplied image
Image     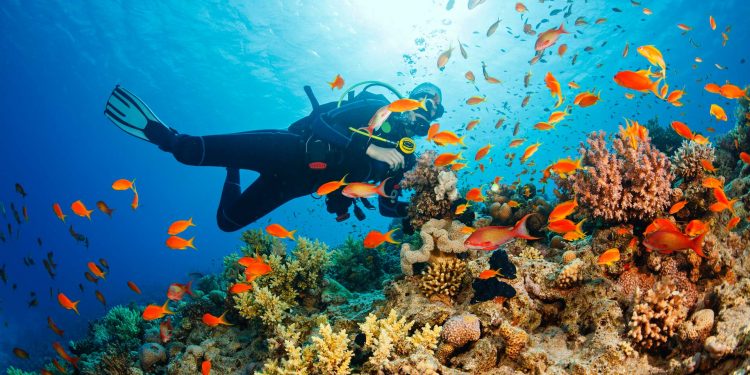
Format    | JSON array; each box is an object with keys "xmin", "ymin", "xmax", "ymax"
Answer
[
  {"xmin": 628, "ymin": 281, "xmax": 688, "ymax": 350},
  {"xmin": 568, "ymin": 130, "xmax": 673, "ymax": 224}
]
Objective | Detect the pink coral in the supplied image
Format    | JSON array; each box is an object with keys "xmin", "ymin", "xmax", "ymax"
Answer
[{"xmin": 569, "ymin": 131, "xmax": 673, "ymax": 224}]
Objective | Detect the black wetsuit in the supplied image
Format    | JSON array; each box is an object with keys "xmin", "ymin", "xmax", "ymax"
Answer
[{"xmin": 165, "ymin": 90, "xmax": 415, "ymax": 232}]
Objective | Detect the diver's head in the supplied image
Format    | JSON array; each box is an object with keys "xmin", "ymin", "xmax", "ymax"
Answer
[{"xmin": 405, "ymin": 82, "xmax": 444, "ymax": 137}]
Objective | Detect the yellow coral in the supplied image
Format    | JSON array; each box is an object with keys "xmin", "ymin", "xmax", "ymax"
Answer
[
  {"xmin": 255, "ymin": 339, "xmax": 311, "ymax": 375},
  {"xmin": 628, "ymin": 282, "xmax": 687, "ymax": 350},
  {"xmin": 407, "ymin": 324, "xmax": 443, "ymax": 355},
  {"xmin": 311, "ymin": 323, "xmax": 353, "ymax": 375},
  {"xmin": 360, "ymin": 309, "xmax": 442, "ymax": 368},
  {"xmin": 520, "ymin": 246, "xmax": 543, "ymax": 260},
  {"xmin": 499, "ymin": 321, "xmax": 528, "ymax": 360},
  {"xmin": 233, "ymin": 285, "xmax": 290, "ymax": 328},
  {"xmin": 419, "ymin": 257, "xmax": 466, "ymax": 303}
]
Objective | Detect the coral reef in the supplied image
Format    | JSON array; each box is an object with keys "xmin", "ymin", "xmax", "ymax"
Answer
[
  {"xmin": 628, "ymin": 281, "xmax": 688, "ymax": 350},
  {"xmin": 568, "ymin": 130, "xmax": 673, "ymax": 224},
  {"xmin": 671, "ymin": 140, "xmax": 716, "ymax": 181},
  {"xmin": 401, "ymin": 151, "xmax": 459, "ymax": 228},
  {"xmin": 329, "ymin": 236, "xmax": 400, "ymax": 292}
]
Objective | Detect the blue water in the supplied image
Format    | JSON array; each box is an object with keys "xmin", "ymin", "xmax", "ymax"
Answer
[{"xmin": 0, "ymin": 0, "xmax": 748, "ymax": 370}]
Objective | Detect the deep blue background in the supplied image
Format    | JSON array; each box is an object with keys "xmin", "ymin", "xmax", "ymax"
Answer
[{"xmin": 1, "ymin": 0, "xmax": 747, "ymax": 369}]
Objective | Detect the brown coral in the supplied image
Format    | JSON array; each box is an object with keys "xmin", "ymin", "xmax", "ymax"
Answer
[
  {"xmin": 671, "ymin": 140, "xmax": 715, "ymax": 181},
  {"xmin": 499, "ymin": 321, "xmax": 528, "ymax": 360},
  {"xmin": 401, "ymin": 151, "xmax": 458, "ymax": 228},
  {"xmin": 568, "ymin": 130, "xmax": 673, "ymax": 224},
  {"xmin": 628, "ymin": 281, "xmax": 688, "ymax": 350},
  {"xmin": 419, "ymin": 258, "xmax": 467, "ymax": 304},
  {"xmin": 554, "ymin": 258, "xmax": 584, "ymax": 289}
]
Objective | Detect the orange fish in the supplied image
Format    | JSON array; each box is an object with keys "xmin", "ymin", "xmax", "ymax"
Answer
[
  {"xmin": 597, "ymin": 248, "xmax": 621, "ymax": 266},
  {"xmin": 455, "ymin": 203, "xmax": 471, "ymax": 215},
  {"xmin": 669, "ymin": 120, "xmax": 692, "ymax": 140},
  {"xmin": 507, "ymin": 200, "xmax": 520, "ymax": 208},
  {"xmin": 710, "ymin": 188, "xmax": 737, "ymax": 215},
  {"xmin": 466, "ymin": 96, "xmax": 486, "ymax": 105},
  {"xmin": 57, "ymin": 293, "xmax": 79, "ymax": 315},
  {"xmin": 160, "ymin": 316, "xmax": 173, "ymax": 343},
  {"xmin": 229, "ymin": 283, "xmax": 253, "ymax": 294},
  {"xmin": 644, "ymin": 229, "xmax": 706, "ymax": 257},
  {"xmin": 70, "ymin": 200, "xmax": 93, "ymax": 220},
  {"xmin": 710, "ymin": 104, "xmax": 727, "ymax": 121},
  {"xmin": 475, "ymin": 144, "xmax": 494, "ymax": 161},
  {"xmin": 451, "ymin": 163, "xmax": 467, "ymax": 171},
  {"xmin": 245, "ymin": 261, "xmax": 272, "ymax": 282},
  {"xmin": 666, "ymin": 89, "xmax": 685, "ymax": 104},
  {"xmin": 127, "ymin": 280, "xmax": 142, "ymax": 294},
  {"xmin": 544, "ymin": 72, "xmax": 564, "ymax": 108},
  {"xmin": 52, "ymin": 203, "xmax": 66, "ymax": 223},
  {"xmin": 677, "ymin": 24, "xmax": 692, "ymax": 31},
  {"xmin": 203, "ymin": 311, "xmax": 233, "ymax": 327},
  {"xmin": 465, "ymin": 187, "xmax": 486, "ymax": 202},
  {"xmin": 112, "ymin": 178, "xmax": 136, "ymax": 191},
  {"xmin": 509, "ymin": 138, "xmax": 526, "ymax": 148},
  {"xmin": 520, "ymin": 142, "xmax": 541, "ymax": 164},
  {"xmin": 642, "ymin": 7, "xmax": 652, "ymax": 15},
  {"xmin": 168, "ymin": 217, "xmax": 196, "ymax": 235},
  {"xmin": 548, "ymin": 218, "xmax": 585, "ymax": 234},
  {"xmin": 265, "ymin": 223, "xmax": 296, "ymax": 240},
  {"xmin": 573, "ymin": 91, "xmax": 600, "ymax": 107},
  {"xmin": 431, "ymin": 131, "xmax": 465, "ymax": 146},
  {"xmin": 568, "ymin": 81, "xmax": 580, "ymax": 89},
  {"xmin": 726, "ymin": 216, "xmax": 740, "ymax": 231},
  {"xmin": 644, "ymin": 218, "xmax": 679, "ymax": 235},
  {"xmin": 466, "ymin": 119, "xmax": 480, "ymax": 131},
  {"xmin": 700, "ymin": 159, "xmax": 717, "ymax": 172},
  {"xmin": 465, "ymin": 71, "xmax": 475, "ymax": 82},
  {"xmin": 142, "ymin": 300, "xmax": 173, "ymax": 321},
  {"xmin": 48, "ymin": 316, "xmax": 64, "ymax": 336},
  {"xmin": 317, "ymin": 175, "xmax": 348, "ymax": 196},
  {"xmin": 437, "ymin": 46, "xmax": 454, "ymax": 71},
  {"xmin": 549, "ymin": 199, "xmax": 577, "ymax": 222},
  {"xmin": 693, "ymin": 134, "xmax": 709, "ymax": 145},
  {"xmin": 547, "ymin": 110, "xmax": 568, "ymax": 124},
  {"xmin": 95, "ymin": 201, "xmax": 114, "ymax": 217},
  {"xmin": 328, "ymin": 74, "xmax": 344, "ymax": 90},
  {"xmin": 363, "ymin": 228, "xmax": 400, "ymax": 248},
  {"xmin": 515, "ymin": 2, "xmax": 527, "ymax": 12},
  {"xmin": 669, "ymin": 200, "xmax": 687, "ymax": 214},
  {"xmin": 87, "ymin": 261, "xmax": 106, "ymax": 280},
  {"xmin": 709, "ymin": 15, "xmax": 716, "ymax": 30},
  {"xmin": 741, "ymin": 152, "xmax": 750, "ymax": 165},
  {"xmin": 704, "ymin": 83, "xmax": 720, "ymax": 94},
  {"xmin": 719, "ymin": 84, "xmax": 747, "ymax": 99},
  {"xmin": 464, "ymin": 214, "xmax": 539, "ymax": 250},
  {"xmin": 427, "ymin": 123, "xmax": 440, "ymax": 142},
  {"xmin": 434, "ymin": 152, "xmax": 463, "ymax": 167},
  {"xmin": 131, "ymin": 189, "xmax": 139, "ymax": 210},
  {"xmin": 342, "ymin": 178, "xmax": 391, "ymax": 199},
  {"xmin": 387, "ymin": 98, "xmax": 426, "ymax": 113},
  {"xmin": 52, "ymin": 359, "xmax": 66, "ymax": 373},
  {"xmin": 557, "ymin": 44, "xmax": 567, "ymax": 57},
  {"xmin": 12, "ymin": 347, "xmax": 29, "ymax": 360},
  {"xmin": 614, "ymin": 70, "xmax": 660, "ymax": 94},
  {"xmin": 478, "ymin": 269, "xmax": 501, "ymax": 279},
  {"xmin": 595, "ymin": 18, "xmax": 607, "ymax": 24},
  {"xmin": 53, "ymin": 342, "xmax": 79, "ymax": 368},
  {"xmin": 166, "ymin": 235, "xmax": 196, "ymax": 250},
  {"xmin": 202, "ymin": 360, "xmax": 211, "ymax": 375},
  {"xmin": 167, "ymin": 281, "xmax": 194, "ymax": 301},
  {"xmin": 549, "ymin": 157, "xmax": 582, "ymax": 177},
  {"xmin": 95, "ymin": 290, "xmax": 107, "ymax": 307},
  {"xmin": 534, "ymin": 122, "xmax": 554, "ymax": 131},
  {"xmin": 535, "ymin": 23, "xmax": 569, "ymax": 51},
  {"xmin": 703, "ymin": 177, "xmax": 723, "ymax": 189},
  {"xmin": 684, "ymin": 220, "xmax": 709, "ymax": 237},
  {"xmin": 495, "ymin": 117, "xmax": 506, "ymax": 129}
]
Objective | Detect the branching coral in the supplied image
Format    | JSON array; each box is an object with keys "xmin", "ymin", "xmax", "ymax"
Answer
[
  {"xmin": 359, "ymin": 309, "xmax": 442, "ymax": 370},
  {"xmin": 258, "ymin": 322, "xmax": 353, "ymax": 375},
  {"xmin": 329, "ymin": 236, "xmax": 399, "ymax": 292},
  {"xmin": 400, "ymin": 218, "xmax": 470, "ymax": 275},
  {"xmin": 401, "ymin": 151, "xmax": 459, "ymax": 228},
  {"xmin": 232, "ymin": 234, "xmax": 329, "ymax": 328},
  {"xmin": 568, "ymin": 130, "xmax": 673, "ymax": 224},
  {"xmin": 419, "ymin": 257, "xmax": 467, "ymax": 304},
  {"xmin": 671, "ymin": 140, "xmax": 715, "ymax": 181},
  {"xmin": 628, "ymin": 281, "xmax": 688, "ymax": 350}
]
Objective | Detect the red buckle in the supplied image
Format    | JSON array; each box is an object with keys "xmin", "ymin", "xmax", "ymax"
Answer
[{"xmin": 309, "ymin": 162, "xmax": 327, "ymax": 170}]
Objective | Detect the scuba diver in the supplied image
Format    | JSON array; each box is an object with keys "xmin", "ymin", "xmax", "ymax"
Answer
[{"xmin": 103, "ymin": 81, "xmax": 444, "ymax": 232}]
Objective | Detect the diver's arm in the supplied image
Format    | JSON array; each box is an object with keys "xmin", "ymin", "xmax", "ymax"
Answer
[{"xmin": 311, "ymin": 98, "xmax": 387, "ymax": 155}]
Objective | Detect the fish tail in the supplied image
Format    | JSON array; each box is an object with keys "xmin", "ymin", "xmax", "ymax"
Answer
[
  {"xmin": 513, "ymin": 214, "xmax": 540, "ymax": 240},
  {"xmin": 162, "ymin": 300, "xmax": 174, "ymax": 314},
  {"xmin": 130, "ymin": 178, "xmax": 137, "ymax": 192},
  {"xmin": 558, "ymin": 23, "xmax": 569, "ymax": 34},
  {"xmin": 187, "ymin": 237, "xmax": 197, "ymax": 250},
  {"xmin": 188, "ymin": 217, "xmax": 195, "ymax": 227},
  {"xmin": 61, "ymin": 214, "xmax": 66, "ymax": 223},
  {"xmin": 71, "ymin": 356, "xmax": 80, "ymax": 368},
  {"xmin": 419, "ymin": 98, "xmax": 427, "ymax": 111},
  {"xmin": 219, "ymin": 311, "xmax": 233, "ymax": 326},
  {"xmin": 650, "ymin": 78, "xmax": 662, "ymax": 97},
  {"xmin": 72, "ymin": 301, "xmax": 80, "ymax": 315},
  {"xmin": 728, "ymin": 199, "xmax": 738, "ymax": 215},
  {"xmin": 385, "ymin": 228, "xmax": 401, "ymax": 244},
  {"xmin": 287, "ymin": 230, "xmax": 297, "ymax": 240},
  {"xmin": 459, "ymin": 135, "xmax": 466, "ymax": 146},
  {"xmin": 376, "ymin": 177, "xmax": 392, "ymax": 198},
  {"xmin": 691, "ymin": 232, "xmax": 707, "ymax": 258},
  {"xmin": 575, "ymin": 218, "xmax": 586, "ymax": 233},
  {"xmin": 340, "ymin": 174, "xmax": 349, "ymax": 185}
]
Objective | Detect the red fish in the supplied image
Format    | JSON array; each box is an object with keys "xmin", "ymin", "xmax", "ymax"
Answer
[
  {"xmin": 127, "ymin": 281, "xmax": 142, "ymax": 294},
  {"xmin": 363, "ymin": 228, "xmax": 400, "ymax": 248},
  {"xmin": 548, "ymin": 199, "xmax": 577, "ymax": 222},
  {"xmin": 341, "ymin": 178, "xmax": 391, "ymax": 199},
  {"xmin": 229, "ymin": 283, "xmax": 253, "ymax": 294},
  {"xmin": 160, "ymin": 317, "xmax": 173, "ymax": 343},
  {"xmin": 48, "ymin": 316, "xmax": 64, "ymax": 336},
  {"xmin": 87, "ymin": 261, "xmax": 106, "ymax": 280},
  {"xmin": 535, "ymin": 23, "xmax": 569, "ymax": 51},
  {"xmin": 168, "ymin": 217, "xmax": 196, "ymax": 236},
  {"xmin": 328, "ymin": 74, "xmax": 344, "ymax": 90},
  {"xmin": 669, "ymin": 200, "xmax": 687, "ymax": 214},
  {"xmin": 475, "ymin": 144, "xmax": 494, "ymax": 161},
  {"xmin": 726, "ymin": 216, "xmax": 740, "ymax": 231},
  {"xmin": 52, "ymin": 342, "xmax": 79, "ymax": 368},
  {"xmin": 112, "ymin": 178, "xmax": 136, "ymax": 191},
  {"xmin": 684, "ymin": 220, "xmax": 709, "ymax": 237},
  {"xmin": 52, "ymin": 203, "xmax": 66, "ymax": 223},
  {"xmin": 57, "ymin": 293, "xmax": 79, "ymax": 315},
  {"xmin": 597, "ymin": 248, "xmax": 620, "ymax": 266},
  {"xmin": 202, "ymin": 360, "xmax": 211, "ymax": 375},
  {"xmin": 167, "ymin": 281, "xmax": 194, "ymax": 301},
  {"xmin": 203, "ymin": 311, "xmax": 233, "ymax": 327},
  {"xmin": 464, "ymin": 214, "xmax": 539, "ymax": 250},
  {"xmin": 166, "ymin": 235, "xmax": 196, "ymax": 250},
  {"xmin": 643, "ymin": 229, "xmax": 706, "ymax": 257},
  {"xmin": 614, "ymin": 71, "xmax": 659, "ymax": 94},
  {"xmin": 70, "ymin": 200, "xmax": 93, "ymax": 220},
  {"xmin": 142, "ymin": 300, "xmax": 173, "ymax": 321}
]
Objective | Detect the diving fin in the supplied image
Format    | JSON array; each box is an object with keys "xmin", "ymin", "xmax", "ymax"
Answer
[{"xmin": 104, "ymin": 85, "xmax": 177, "ymax": 147}]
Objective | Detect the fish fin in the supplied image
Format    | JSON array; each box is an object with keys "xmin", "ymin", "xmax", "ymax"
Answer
[
  {"xmin": 513, "ymin": 214, "xmax": 540, "ymax": 240},
  {"xmin": 575, "ymin": 218, "xmax": 586, "ymax": 233},
  {"xmin": 558, "ymin": 23, "xmax": 569, "ymax": 34},
  {"xmin": 186, "ymin": 280, "xmax": 195, "ymax": 297},
  {"xmin": 385, "ymin": 228, "xmax": 400, "ymax": 244},
  {"xmin": 187, "ymin": 237, "xmax": 197, "ymax": 250},
  {"xmin": 73, "ymin": 301, "xmax": 80, "ymax": 315},
  {"xmin": 692, "ymin": 232, "xmax": 707, "ymax": 258},
  {"xmin": 188, "ymin": 217, "xmax": 195, "ymax": 227},
  {"xmin": 288, "ymin": 229, "xmax": 297, "ymax": 240},
  {"xmin": 162, "ymin": 300, "xmax": 173, "ymax": 314},
  {"xmin": 459, "ymin": 135, "xmax": 466, "ymax": 146}
]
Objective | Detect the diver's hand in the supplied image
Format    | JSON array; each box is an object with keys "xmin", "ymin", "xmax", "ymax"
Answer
[{"xmin": 366, "ymin": 144, "xmax": 404, "ymax": 170}]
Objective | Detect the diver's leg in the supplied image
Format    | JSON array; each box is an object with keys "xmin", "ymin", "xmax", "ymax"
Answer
[
  {"xmin": 171, "ymin": 130, "xmax": 306, "ymax": 173},
  {"xmin": 216, "ymin": 171, "xmax": 309, "ymax": 232}
]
